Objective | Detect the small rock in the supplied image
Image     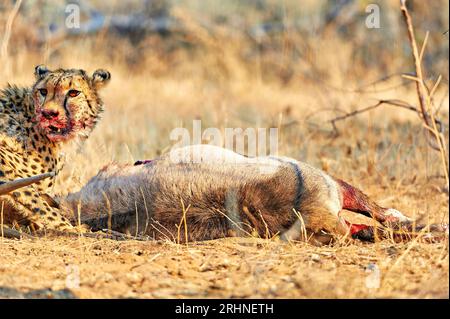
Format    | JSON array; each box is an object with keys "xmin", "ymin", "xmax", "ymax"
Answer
[
  {"xmin": 98, "ymin": 272, "xmax": 114, "ymax": 283},
  {"xmin": 126, "ymin": 271, "xmax": 144, "ymax": 284}
]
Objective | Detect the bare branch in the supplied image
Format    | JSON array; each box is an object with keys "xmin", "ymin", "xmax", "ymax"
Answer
[
  {"xmin": 1, "ymin": 225, "xmax": 34, "ymax": 240},
  {"xmin": 400, "ymin": 0, "xmax": 449, "ymax": 189},
  {"xmin": 330, "ymin": 99, "xmax": 418, "ymax": 127},
  {"xmin": 400, "ymin": 0, "xmax": 430, "ymax": 124},
  {"xmin": 0, "ymin": 172, "xmax": 55, "ymax": 196}
]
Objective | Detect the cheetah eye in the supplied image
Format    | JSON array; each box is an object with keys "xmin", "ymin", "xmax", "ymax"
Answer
[
  {"xmin": 38, "ymin": 89, "xmax": 47, "ymax": 97},
  {"xmin": 68, "ymin": 90, "xmax": 81, "ymax": 97}
]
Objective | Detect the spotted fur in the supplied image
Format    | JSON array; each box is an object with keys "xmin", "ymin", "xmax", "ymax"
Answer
[{"xmin": 0, "ymin": 65, "xmax": 110, "ymax": 230}]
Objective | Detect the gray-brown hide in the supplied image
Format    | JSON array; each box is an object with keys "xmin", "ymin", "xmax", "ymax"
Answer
[{"xmin": 61, "ymin": 145, "xmax": 349, "ymax": 242}]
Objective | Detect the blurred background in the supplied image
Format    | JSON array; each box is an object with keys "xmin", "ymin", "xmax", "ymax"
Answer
[
  {"xmin": 0, "ymin": 0, "xmax": 448, "ymax": 222},
  {"xmin": 1, "ymin": 0, "xmax": 448, "ymax": 83}
]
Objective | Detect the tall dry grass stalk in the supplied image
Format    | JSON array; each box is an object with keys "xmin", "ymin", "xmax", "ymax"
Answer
[
  {"xmin": 176, "ymin": 198, "xmax": 190, "ymax": 245},
  {"xmin": 0, "ymin": 0, "xmax": 22, "ymax": 76},
  {"xmin": 1, "ymin": 201, "xmax": 4, "ymax": 239},
  {"xmin": 400, "ymin": 0, "xmax": 449, "ymax": 191}
]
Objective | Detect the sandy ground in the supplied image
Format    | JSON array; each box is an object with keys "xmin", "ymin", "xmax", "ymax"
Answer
[{"xmin": 0, "ymin": 230, "xmax": 448, "ymax": 299}]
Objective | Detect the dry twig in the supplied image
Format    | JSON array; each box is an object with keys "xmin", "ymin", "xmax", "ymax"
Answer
[
  {"xmin": 330, "ymin": 99, "xmax": 423, "ymax": 135},
  {"xmin": 400, "ymin": 0, "xmax": 449, "ymax": 189},
  {"xmin": 0, "ymin": 172, "xmax": 56, "ymax": 195}
]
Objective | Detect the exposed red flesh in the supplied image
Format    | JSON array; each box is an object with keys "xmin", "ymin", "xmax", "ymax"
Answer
[
  {"xmin": 344, "ymin": 220, "xmax": 370, "ymax": 235},
  {"xmin": 336, "ymin": 178, "xmax": 392, "ymax": 223}
]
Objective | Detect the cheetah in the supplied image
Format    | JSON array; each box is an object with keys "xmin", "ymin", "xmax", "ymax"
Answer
[{"xmin": 0, "ymin": 65, "xmax": 110, "ymax": 231}]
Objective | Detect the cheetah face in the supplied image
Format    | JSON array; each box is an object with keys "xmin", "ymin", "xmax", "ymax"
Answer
[{"xmin": 32, "ymin": 65, "xmax": 111, "ymax": 143}]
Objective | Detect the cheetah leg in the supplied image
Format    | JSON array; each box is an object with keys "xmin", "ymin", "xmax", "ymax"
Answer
[{"xmin": 5, "ymin": 186, "xmax": 74, "ymax": 231}]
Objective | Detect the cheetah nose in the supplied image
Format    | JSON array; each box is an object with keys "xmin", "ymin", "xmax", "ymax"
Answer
[{"xmin": 41, "ymin": 109, "xmax": 59, "ymax": 120}]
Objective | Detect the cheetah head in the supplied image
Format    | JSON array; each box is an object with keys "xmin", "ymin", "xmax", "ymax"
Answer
[{"xmin": 32, "ymin": 65, "xmax": 111, "ymax": 143}]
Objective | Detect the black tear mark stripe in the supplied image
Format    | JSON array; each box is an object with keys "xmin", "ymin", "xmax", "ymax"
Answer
[{"xmin": 63, "ymin": 95, "xmax": 69, "ymax": 115}]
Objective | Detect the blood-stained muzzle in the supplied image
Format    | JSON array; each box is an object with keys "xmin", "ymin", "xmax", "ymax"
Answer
[{"xmin": 35, "ymin": 103, "xmax": 72, "ymax": 142}]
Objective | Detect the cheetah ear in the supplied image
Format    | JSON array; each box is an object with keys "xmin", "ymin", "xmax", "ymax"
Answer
[
  {"xmin": 34, "ymin": 65, "xmax": 50, "ymax": 80},
  {"xmin": 92, "ymin": 69, "xmax": 111, "ymax": 89}
]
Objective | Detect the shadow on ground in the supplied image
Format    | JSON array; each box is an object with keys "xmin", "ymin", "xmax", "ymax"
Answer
[{"xmin": 0, "ymin": 286, "xmax": 77, "ymax": 299}]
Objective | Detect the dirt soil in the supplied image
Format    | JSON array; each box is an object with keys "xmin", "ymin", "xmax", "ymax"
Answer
[{"xmin": 0, "ymin": 228, "xmax": 448, "ymax": 299}]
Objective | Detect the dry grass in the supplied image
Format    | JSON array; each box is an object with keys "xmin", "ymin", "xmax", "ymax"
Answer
[
  {"xmin": 0, "ymin": 1, "xmax": 448, "ymax": 298},
  {"xmin": 0, "ymin": 236, "xmax": 448, "ymax": 298}
]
